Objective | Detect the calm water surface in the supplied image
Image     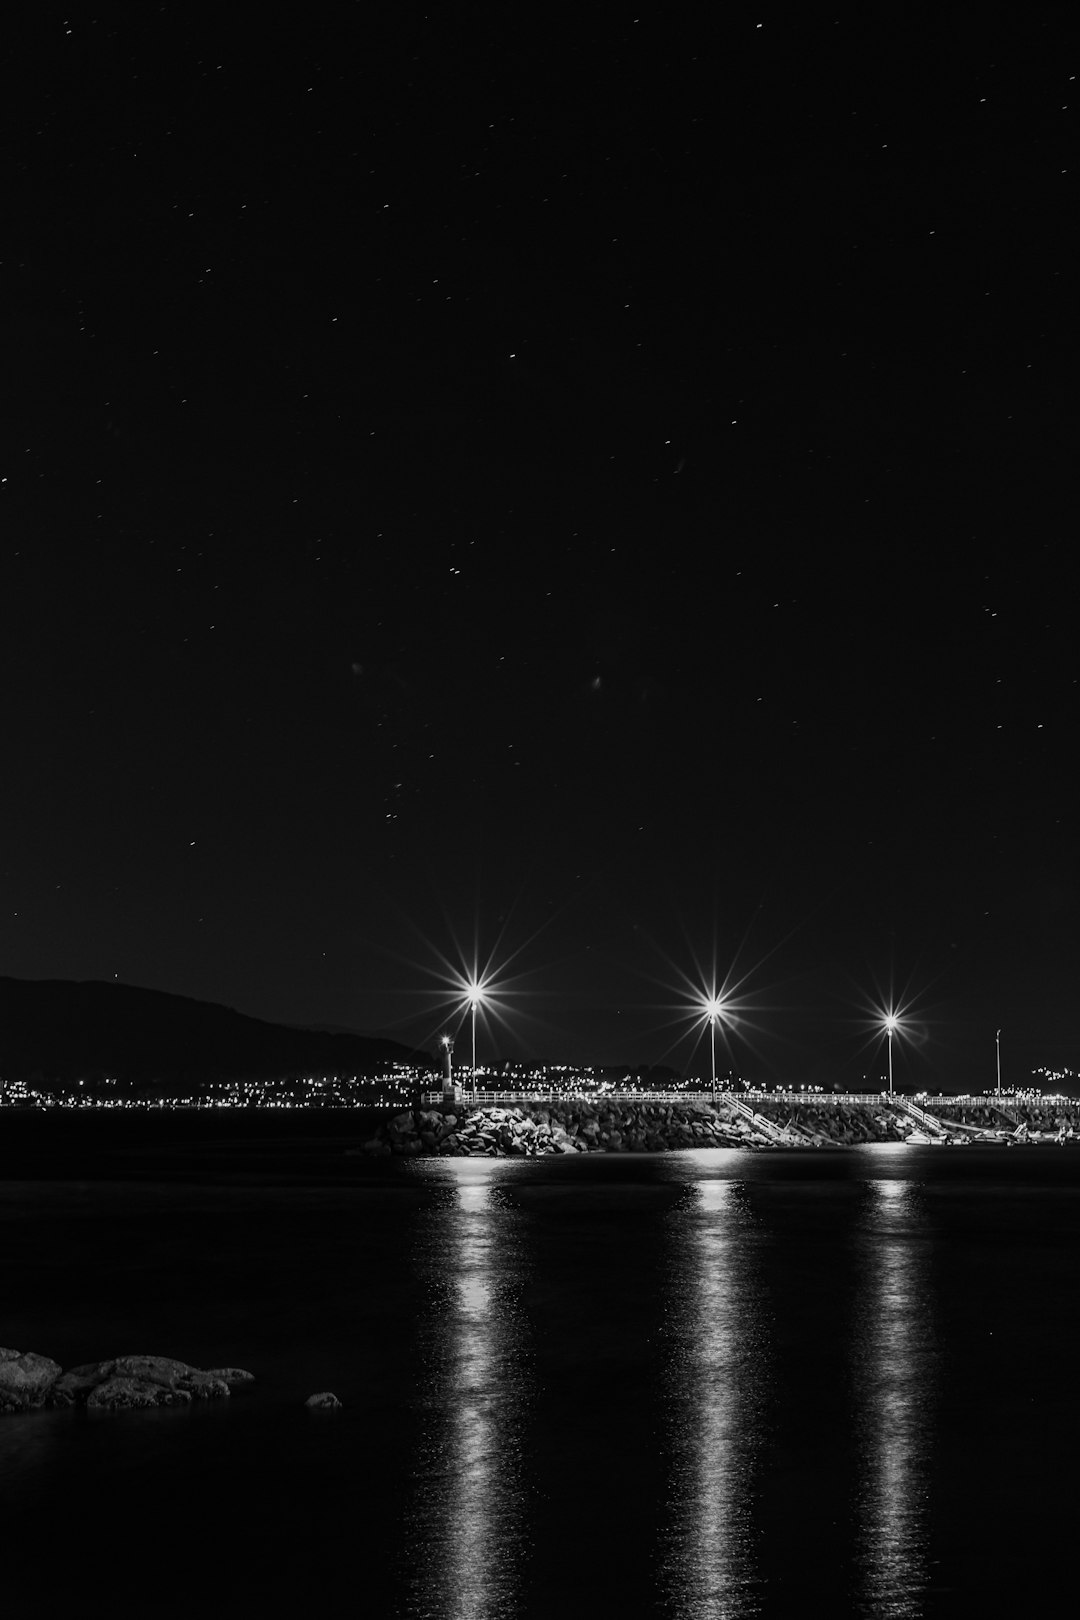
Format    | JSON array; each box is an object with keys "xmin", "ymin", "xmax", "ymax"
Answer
[{"xmin": 2, "ymin": 1118, "xmax": 1079, "ymax": 1616}]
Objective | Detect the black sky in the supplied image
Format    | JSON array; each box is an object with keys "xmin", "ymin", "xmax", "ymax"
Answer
[{"xmin": 3, "ymin": 7, "xmax": 1078, "ymax": 1087}]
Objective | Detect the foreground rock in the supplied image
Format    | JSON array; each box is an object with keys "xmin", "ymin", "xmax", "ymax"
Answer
[
  {"xmin": 305, "ymin": 1391, "xmax": 342, "ymax": 1409},
  {"xmin": 0, "ymin": 1350, "xmax": 253, "ymax": 1414},
  {"xmin": 0, "ymin": 1348, "xmax": 63, "ymax": 1412}
]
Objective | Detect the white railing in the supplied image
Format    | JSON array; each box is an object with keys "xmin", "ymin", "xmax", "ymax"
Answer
[
  {"xmin": 895, "ymin": 1097, "xmax": 949, "ymax": 1137},
  {"xmin": 420, "ymin": 1089, "xmax": 903, "ymax": 1112},
  {"xmin": 418, "ymin": 1089, "xmax": 1080, "ymax": 1112},
  {"xmin": 726, "ymin": 1095, "xmax": 790, "ymax": 1142},
  {"xmin": 748, "ymin": 1092, "xmax": 897, "ymax": 1106}
]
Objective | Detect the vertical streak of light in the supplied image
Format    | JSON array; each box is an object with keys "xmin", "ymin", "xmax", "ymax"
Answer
[
  {"xmin": 854, "ymin": 1178, "xmax": 935, "ymax": 1618},
  {"xmin": 662, "ymin": 1166, "xmax": 766, "ymax": 1618},
  {"xmin": 406, "ymin": 1167, "xmax": 528, "ymax": 1620}
]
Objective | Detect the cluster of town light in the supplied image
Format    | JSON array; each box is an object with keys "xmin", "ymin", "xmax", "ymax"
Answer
[{"xmin": 1034, "ymin": 1067, "xmax": 1077, "ymax": 1089}]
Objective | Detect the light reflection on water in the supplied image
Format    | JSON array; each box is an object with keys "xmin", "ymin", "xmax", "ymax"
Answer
[
  {"xmin": 404, "ymin": 1161, "xmax": 530, "ymax": 1620},
  {"xmin": 854, "ymin": 1177, "xmax": 935, "ymax": 1618},
  {"xmin": 662, "ymin": 1157, "xmax": 768, "ymax": 1618}
]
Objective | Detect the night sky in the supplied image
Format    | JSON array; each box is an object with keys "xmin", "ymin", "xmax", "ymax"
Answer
[{"xmin": 3, "ymin": 9, "xmax": 1078, "ymax": 1088}]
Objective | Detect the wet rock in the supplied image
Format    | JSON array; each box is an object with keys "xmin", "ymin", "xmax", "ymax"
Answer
[
  {"xmin": 88, "ymin": 1376, "xmax": 191, "ymax": 1411},
  {"xmin": 206, "ymin": 1368, "xmax": 255, "ymax": 1388},
  {"xmin": 0, "ymin": 1348, "xmax": 62, "ymax": 1412},
  {"xmin": 350, "ymin": 1137, "xmax": 391, "ymax": 1156},
  {"xmin": 305, "ymin": 1391, "xmax": 343, "ymax": 1409}
]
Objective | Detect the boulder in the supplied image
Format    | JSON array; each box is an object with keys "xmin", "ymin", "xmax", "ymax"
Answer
[
  {"xmin": 347, "ymin": 1139, "xmax": 389, "ymax": 1156},
  {"xmin": 48, "ymin": 1363, "xmax": 107, "ymax": 1408},
  {"xmin": 88, "ymin": 1376, "xmax": 191, "ymax": 1411},
  {"xmin": 0, "ymin": 1348, "xmax": 62, "ymax": 1412},
  {"xmin": 306, "ymin": 1391, "xmax": 342, "ymax": 1409},
  {"xmin": 109, "ymin": 1355, "xmax": 199, "ymax": 1386},
  {"xmin": 206, "ymin": 1367, "xmax": 255, "ymax": 1388}
]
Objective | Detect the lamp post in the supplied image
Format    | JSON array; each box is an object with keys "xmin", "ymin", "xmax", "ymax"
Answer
[
  {"xmin": 996, "ymin": 1028, "xmax": 1001, "ymax": 1097},
  {"xmin": 440, "ymin": 1034, "xmax": 456, "ymax": 1106},
  {"xmin": 465, "ymin": 981, "xmax": 486, "ymax": 1102},
  {"xmin": 704, "ymin": 997, "xmax": 725, "ymax": 1107},
  {"xmin": 884, "ymin": 1014, "xmax": 898, "ymax": 1096}
]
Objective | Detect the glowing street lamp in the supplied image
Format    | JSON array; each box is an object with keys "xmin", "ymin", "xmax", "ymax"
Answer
[
  {"xmin": 704, "ymin": 996, "xmax": 727, "ymax": 1106},
  {"xmin": 884, "ymin": 1013, "xmax": 899, "ymax": 1096},
  {"xmin": 464, "ymin": 981, "xmax": 487, "ymax": 1101}
]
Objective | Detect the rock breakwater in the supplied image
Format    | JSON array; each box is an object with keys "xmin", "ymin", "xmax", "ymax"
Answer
[
  {"xmin": 356, "ymin": 1100, "xmax": 783, "ymax": 1157},
  {"xmin": 752, "ymin": 1100, "xmax": 913, "ymax": 1145},
  {"xmin": 0, "ymin": 1350, "xmax": 253, "ymax": 1414}
]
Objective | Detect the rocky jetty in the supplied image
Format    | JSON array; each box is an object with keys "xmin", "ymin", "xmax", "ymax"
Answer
[
  {"xmin": 752, "ymin": 1100, "xmax": 912, "ymax": 1145},
  {"xmin": 0, "ymin": 1350, "xmax": 253, "ymax": 1414},
  {"xmin": 355, "ymin": 1100, "xmax": 784, "ymax": 1157}
]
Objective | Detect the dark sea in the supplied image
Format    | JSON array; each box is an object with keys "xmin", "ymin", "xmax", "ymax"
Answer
[{"xmin": 2, "ymin": 1111, "xmax": 1078, "ymax": 1617}]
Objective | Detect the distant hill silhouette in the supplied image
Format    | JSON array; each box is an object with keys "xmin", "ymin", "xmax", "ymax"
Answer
[{"xmin": 0, "ymin": 977, "xmax": 431, "ymax": 1086}]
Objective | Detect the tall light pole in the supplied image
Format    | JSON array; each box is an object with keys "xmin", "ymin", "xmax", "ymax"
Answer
[
  {"xmin": 884, "ymin": 1014, "xmax": 898, "ymax": 1096},
  {"xmin": 465, "ymin": 981, "xmax": 486, "ymax": 1102},
  {"xmin": 704, "ymin": 996, "xmax": 725, "ymax": 1107},
  {"xmin": 996, "ymin": 1028, "xmax": 1001, "ymax": 1097}
]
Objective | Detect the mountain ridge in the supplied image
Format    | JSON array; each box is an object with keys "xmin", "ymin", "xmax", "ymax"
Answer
[{"xmin": 0, "ymin": 976, "xmax": 430, "ymax": 1085}]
